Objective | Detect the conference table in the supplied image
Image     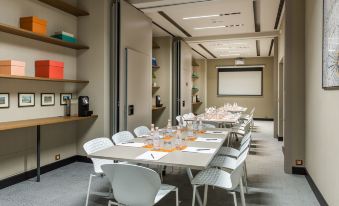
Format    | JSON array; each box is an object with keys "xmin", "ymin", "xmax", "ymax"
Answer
[{"xmin": 88, "ymin": 128, "xmax": 230, "ymax": 206}]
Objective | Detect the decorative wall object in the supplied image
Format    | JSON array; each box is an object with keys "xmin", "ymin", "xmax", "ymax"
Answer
[
  {"xmin": 0, "ymin": 93, "xmax": 9, "ymax": 108},
  {"xmin": 322, "ymin": 0, "xmax": 339, "ymax": 89},
  {"xmin": 60, "ymin": 93, "xmax": 72, "ymax": 105},
  {"xmin": 41, "ymin": 93, "xmax": 55, "ymax": 106},
  {"xmin": 18, "ymin": 93, "xmax": 35, "ymax": 107}
]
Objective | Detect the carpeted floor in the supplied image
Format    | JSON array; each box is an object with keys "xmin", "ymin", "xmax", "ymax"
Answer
[{"xmin": 0, "ymin": 121, "xmax": 319, "ymax": 206}]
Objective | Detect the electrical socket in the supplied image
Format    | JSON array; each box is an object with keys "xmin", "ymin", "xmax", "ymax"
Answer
[{"xmin": 55, "ymin": 154, "xmax": 60, "ymax": 161}]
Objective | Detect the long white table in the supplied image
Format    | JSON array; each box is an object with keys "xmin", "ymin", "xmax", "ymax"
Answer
[{"xmin": 88, "ymin": 129, "xmax": 229, "ymax": 206}]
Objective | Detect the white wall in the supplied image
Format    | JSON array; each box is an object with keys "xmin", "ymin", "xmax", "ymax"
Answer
[
  {"xmin": 0, "ymin": 0, "xmax": 79, "ymax": 179},
  {"xmin": 305, "ymin": 0, "xmax": 339, "ymax": 204}
]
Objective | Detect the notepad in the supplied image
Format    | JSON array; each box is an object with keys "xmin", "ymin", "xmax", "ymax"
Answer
[
  {"xmin": 135, "ymin": 151, "xmax": 168, "ymax": 161},
  {"xmin": 195, "ymin": 137, "xmax": 223, "ymax": 143},
  {"xmin": 117, "ymin": 142, "xmax": 145, "ymax": 148},
  {"xmin": 182, "ymin": 147, "xmax": 216, "ymax": 154},
  {"xmin": 205, "ymin": 131, "xmax": 228, "ymax": 135}
]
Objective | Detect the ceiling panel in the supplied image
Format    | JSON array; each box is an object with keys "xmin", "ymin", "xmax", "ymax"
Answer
[
  {"xmin": 152, "ymin": 23, "xmax": 170, "ymax": 37},
  {"xmin": 260, "ymin": 38, "xmax": 273, "ymax": 56},
  {"xmin": 203, "ymin": 39, "xmax": 257, "ymax": 58},
  {"xmin": 259, "ymin": 0, "xmax": 281, "ymax": 31},
  {"xmin": 147, "ymin": 12, "xmax": 187, "ymax": 37}
]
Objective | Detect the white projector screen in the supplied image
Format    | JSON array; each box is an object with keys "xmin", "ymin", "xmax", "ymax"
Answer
[{"xmin": 217, "ymin": 67, "xmax": 263, "ymax": 96}]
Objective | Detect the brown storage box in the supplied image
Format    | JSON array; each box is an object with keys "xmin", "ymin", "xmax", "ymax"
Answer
[
  {"xmin": 0, "ymin": 60, "xmax": 25, "ymax": 76},
  {"xmin": 20, "ymin": 16, "xmax": 47, "ymax": 35}
]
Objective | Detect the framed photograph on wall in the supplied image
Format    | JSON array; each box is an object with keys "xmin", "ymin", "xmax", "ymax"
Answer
[
  {"xmin": 41, "ymin": 93, "xmax": 55, "ymax": 106},
  {"xmin": 0, "ymin": 93, "xmax": 9, "ymax": 108},
  {"xmin": 18, "ymin": 93, "xmax": 35, "ymax": 107},
  {"xmin": 60, "ymin": 93, "xmax": 72, "ymax": 105},
  {"xmin": 322, "ymin": 0, "xmax": 339, "ymax": 89}
]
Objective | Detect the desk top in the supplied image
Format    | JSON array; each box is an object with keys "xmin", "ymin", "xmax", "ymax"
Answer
[
  {"xmin": 89, "ymin": 130, "xmax": 229, "ymax": 170},
  {"xmin": 0, "ymin": 115, "xmax": 98, "ymax": 131}
]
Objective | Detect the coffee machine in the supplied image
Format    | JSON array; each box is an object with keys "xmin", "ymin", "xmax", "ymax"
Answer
[{"xmin": 78, "ymin": 96, "xmax": 93, "ymax": 117}]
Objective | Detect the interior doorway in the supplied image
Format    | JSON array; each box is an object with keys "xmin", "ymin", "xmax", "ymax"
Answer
[{"xmin": 278, "ymin": 58, "xmax": 284, "ymax": 141}]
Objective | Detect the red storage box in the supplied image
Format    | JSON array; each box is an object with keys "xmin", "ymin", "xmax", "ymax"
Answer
[
  {"xmin": 20, "ymin": 16, "xmax": 47, "ymax": 35},
  {"xmin": 0, "ymin": 60, "xmax": 26, "ymax": 76},
  {"xmin": 35, "ymin": 60, "xmax": 64, "ymax": 79}
]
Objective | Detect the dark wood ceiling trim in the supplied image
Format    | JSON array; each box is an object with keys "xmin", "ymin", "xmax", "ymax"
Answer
[
  {"xmin": 256, "ymin": 40, "xmax": 261, "ymax": 56},
  {"xmin": 198, "ymin": 44, "xmax": 217, "ymax": 58},
  {"xmin": 152, "ymin": 21, "xmax": 175, "ymax": 37},
  {"xmin": 138, "ymin": 0, "xmax": 214, "ymax": 10},
  {"xmin": 192, "ymin": 48, "xmax": 207, "ymax": 59},
  {"xmin": 253, "ymin": 0, "xmax": 260, "ymax": 32},
  {"xmin": 158, "ymin": 11, "xmax": 192, "ymax": 37},
  {"xmin": 269, "ymin": 0, "xmax": 285, "ymax": 56}
]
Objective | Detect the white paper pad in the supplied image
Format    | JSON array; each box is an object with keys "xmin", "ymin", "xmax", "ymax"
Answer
[
  {"xmin": 195, "ymin": 137, "xmax": 223, "ymax": 143},
  {"xmin": 205, "ymin": 131, "xmax": 228, "ymax": 135},
  {"xmin": 117, "ymin": 142, "xmax": 145, "ymax": 148},
  {"xmin": 135, "ymin": 151, "xmax": 168, "ymax": 161},
  {"xmin": 182, "ymin": 147, "xmax": 216, "ymax": 154}
]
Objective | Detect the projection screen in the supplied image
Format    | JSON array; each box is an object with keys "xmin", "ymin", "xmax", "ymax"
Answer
[{"xmin": 217, "ymin": 66, "xmax": 263, "ymax": 96}]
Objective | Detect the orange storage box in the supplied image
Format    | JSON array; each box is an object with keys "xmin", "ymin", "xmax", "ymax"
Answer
[
  {"xmin": 20, "ymin": 16, "xmax": 47, "ymax": 35},
  {"xmin": 35, "ymin": 60, "xmax": 64, "ymax": 79},
  {"xmin": 0, "ymin": 60, "xmax": 25, "ymax": 76}
]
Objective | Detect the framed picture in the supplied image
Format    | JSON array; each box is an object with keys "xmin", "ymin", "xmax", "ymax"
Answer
[
  {"xmin": 41, "ymin": 93, "xmax": 55, "ymax": 106},
  {"xmin": 18, "ymin": 93, "xmax": 35, "ymax": 107},
  {"xmin": 322, "ymin": 0, "xmax": 339, "ymax": 89},
  {"xmin": 60, "ymin": 93, "xmax": 72, "ymax": 105},
  {"xmin": 0, "ymin": 93, "xmax": 9, "ymax": 108}
]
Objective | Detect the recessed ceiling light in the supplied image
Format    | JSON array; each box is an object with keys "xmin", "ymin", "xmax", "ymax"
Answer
[
  {"xmin": 194, "ymin": 25, "xmax": 226, "ymax": 30},
  {"xmin": 183, "ymin": 14, "xmax": 220, "ymax": 20}
]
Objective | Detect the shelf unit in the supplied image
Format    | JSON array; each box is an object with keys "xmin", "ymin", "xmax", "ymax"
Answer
[
  {"xmin": 152, "ymin": 65, "xmax": 160, "ymax": 69},
  {"xmin": 192, "ymin": 102, "xmax": 203, "ymax": 106},
  {"xmin": 152, "ymin": 86, "xmax": 160, "ymax": 90},
  {"xmin": 38, "ymin": 0, "xmax": 89, "ymax": 17},
  {"xmin": 152, "ymin": 106, "xmax": 166, "ymax": 111},
  {"xmin": 0, "ymin": 74, "xmax": 89, "ymax": 84},
  {"xmin": 0, "ymin": 23, "xmax": 89, "ymax": 50}
]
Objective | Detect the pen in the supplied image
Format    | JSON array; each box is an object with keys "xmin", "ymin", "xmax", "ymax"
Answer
[
  {"xmin": 151, "ymin": 153, "xmax": 155, "ymax": 159},
  {"xmin": 206, "ymin": 139, "xmax": 217, "ymax": 140},
  {"xmin": 197, "ymin": 148, "xmax": 210, "ymax": 151}
]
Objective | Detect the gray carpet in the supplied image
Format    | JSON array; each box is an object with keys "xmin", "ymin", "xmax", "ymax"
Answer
[{"xmin": 0, "ymin": 121, "xmax": 319, "ymax": 206}]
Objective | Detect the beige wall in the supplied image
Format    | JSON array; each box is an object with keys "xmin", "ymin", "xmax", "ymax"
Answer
[
  {"xmin": 180, "ymin": 41, "xmax": 193, "ymax": 115},
  {"xmin": 152, "ymin": 37, "xmax": 172, "ymax": 128},
  {"xmin": 192, "ymin": 59, "xmax": 207, "ymax": 115},
  {"xmin": 0, "ymin": 0, "xmax": 80, "ymax": 179},
  {"xmin": 206, "ymin": 57, "xmax": 274, "ymax": 119},
  {"xmin": 305, "ymin": 0, "xmax": 339, "ymax": 204}
]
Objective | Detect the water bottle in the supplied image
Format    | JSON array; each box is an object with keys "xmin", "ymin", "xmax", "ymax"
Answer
[
  {"xmin": 198, "ymin": 119, "xmax": 203, "ymax": 132},
  {"xmin": 167, "ymin": 119, "xmax": 172, "ymax": 133},
  {"xmin": 153, "ymin": 127, "xmax": 161, "ymax": 150},
  {"xmin": 150, "ymin": 124, "xmax": 155, "ymax": 136}
]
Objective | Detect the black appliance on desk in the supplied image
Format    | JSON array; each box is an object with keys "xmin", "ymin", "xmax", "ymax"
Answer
[
  {"xmin": 78, "ymin": 96, "xmax": 93, "ymax": 117},
  {"xmin": 155, "ymin": 95, "xmax": 162, "ymax": 107}
]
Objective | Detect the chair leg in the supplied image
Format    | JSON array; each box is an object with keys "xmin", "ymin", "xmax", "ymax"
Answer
[
  {"xmin": 243, "ymin": 162, "xmax": 248, "ymax": 193},
  {"xmin": 175, "ymin": 188, "xmax": 179, "ymax": 206},
  {"xmin": 231, "ymin": 192, "xmax": 237, "ymax": 206},
  {"xmin": 203, "ymin": 185, "xmax": 208, "ymax": 206},
  {"xmin": 239, "ymin": 179, "xmax": 246, "ymax": 206},
  {"xmin": 85, "ymin": 174, "xmax": 94, "ymax": 206},
  {"xmin": 192, "ymin": 185, "xmax": 197, "ymax": 206}
]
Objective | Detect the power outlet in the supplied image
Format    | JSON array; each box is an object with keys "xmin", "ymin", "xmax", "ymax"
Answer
[
  {"xmin": 55, "ymin": 154, "xmax": 60, "ymax": 161},
  {"xmin": 295, "ymin": 160, "xmax": 303, "ymax": 166}
]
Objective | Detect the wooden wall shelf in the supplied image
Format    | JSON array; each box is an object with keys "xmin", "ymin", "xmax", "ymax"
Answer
[
  {"xmin": 0, "ymin": 115, "xmax": 98, "ymax": 131},
  {"xmin": 152, "ymin": 106, "xmax": 166, "ymax": 111},
  {"xmin": 0, "ymin": 74, "xmax": 89, "ymax": 84},
  {"xmin": 0, "ymin": 23, "xmax": 89, "ymax": 50},
  {"xmin": 38, "ymin": 0, "xmax": 89, "ymax": 17},
  {"xmin": 152, "ymin": 86, "xmax": 160, "ymax": 89},
  {"xmin": 192, "ymin": 102, "xmax": 203, "ymax": 106},
  {"xmin": 152, "ymin": 65, "xmax": 160, "ymax": 69}
]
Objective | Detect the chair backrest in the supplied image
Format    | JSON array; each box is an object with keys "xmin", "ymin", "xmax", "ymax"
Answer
[
  {"xmin": 250, "ymin": 107, "xmax": 255, "ymax": 115},
  {"xmin": 176, "ymin": 115, "xmax": 186, "ymax": 127},
  {"xmin": 236, "ymin": 147, "xmax": 249, "ymax": 167},
  {"xmin": 134, "ymin": 126, "xmax": 150, "ymax": 137},
  {"xmin": 83, "ymin": 137, "xmax": 114, "ymax": 173},
  {"xmin": 240, "ymin": 131, "xmax": 252, "ymax": 145},
  {"xmin": 102, "ymin": 163, "xmax": 161, "ymax": 206},
  {"xmin": 239, "ymin": 138, "xmax": 251, "ymax": 154},
  {"xmin": 243, "ymin": 118, "xmax": 252, "ymax": 134},
  {"xmin": 112, "ymin": 131, "xmax": 135, "ymax": 145}
]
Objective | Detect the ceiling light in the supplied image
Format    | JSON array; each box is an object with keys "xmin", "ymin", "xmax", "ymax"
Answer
[
  {"xmin": 183, "ymin": 14, "xmax": 220, "ymax": 20},
  {"xmin": 220, "ymin": 54, "xmax": 241, "ymax": 57},
  {"xmin": 194, "ymin": 25, "xmax": 226, "ymax": 30}
]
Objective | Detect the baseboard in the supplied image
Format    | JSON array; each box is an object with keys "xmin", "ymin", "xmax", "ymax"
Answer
[
  {"xmin": 253, "ymin": 118, "xmax": 274, "ymax": 121},
  {"xmin": 292, "ymin": 166, "xmax": 307, "ymax": 175},
  {"xmin": 305, "ymin": 169, "xmax": 329, "ymax": 206},
  {"xmin": 0, "ymin": 155, "xmax": 92, "ymax": 190}
]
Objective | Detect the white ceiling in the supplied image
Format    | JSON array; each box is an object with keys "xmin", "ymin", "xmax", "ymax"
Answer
[{"xmin": 132, "ymin": 0, "xmax": 281, "ymax": 59}]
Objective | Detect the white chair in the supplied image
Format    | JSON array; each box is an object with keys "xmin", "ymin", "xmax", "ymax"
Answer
[
  {"xmin": 176, "ymin": 115, "xmax": 186, "ymax": 127},
  {"xmin": 134, "ymin": 126, "xmax": 150, "ymax": 137},
  {"xmin": 83, "ymin": 137, "xmax": 115, "ymax": 206},
  {"xmin": 111, "ymin": 131, "xmax": 135, "ymax": 145},
  {"xmin": 218, "ymin": 132, "xmax": 252, "ymax": 157},
  {"xmin": 191, "ymin": 163, "xmax": 246, "ymax": 206},
  {"xmin": 101, "ymin": 163, "xmax": 179, "ymax": 206}
]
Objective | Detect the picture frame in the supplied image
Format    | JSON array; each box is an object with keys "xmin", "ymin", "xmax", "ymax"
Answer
[
  {"xmin": 60, "ymin": 93, "xmax": 72, "ymax": 105},
  {"xmin": 18, "ymin": 93, "xmax": 35, "ymax": 107},
  {"xmin": 41, "ymin": 93, "xmax": 55, "ymax": 106},
  {"xmin": 0, "ymin": 93, "xmax": 10, "ymax": 108},
  {"xmin": 322, "ymin": 0, "xmax": 339, "ymax": 89}
]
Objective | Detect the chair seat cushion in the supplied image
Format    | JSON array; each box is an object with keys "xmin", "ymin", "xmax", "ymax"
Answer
[
  {"xmin": 191, "ymin": 168, "xmax": 232, "ymax": 190},
  {"xmin": 154, "ymin": 184, "xmax": 176, "ymax": 204},
  {"xmin": 218, "ymin": 147, "xmax": 240, "ymax": 158},
  {"xmin": 210, "ymin": 156, "xmax": 237, "ymax": 170}
]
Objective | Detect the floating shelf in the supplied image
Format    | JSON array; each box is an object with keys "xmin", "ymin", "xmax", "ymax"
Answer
[
  {"xmin": 152, "ymin": 86, "xmax": 160, "ymax": 90},
  {"xmin": 192, "ymin": 75, "xmax": 199, "ymax": 79},
  {"xmin": 38, "ymin": 0, "xmax": 89, "ymax": 17},
  {"xmin": 0, "ymin": 74, "xmax": 89, "ymax": 84},
  {"xmin": 152, "ymin": 106, "xmax": 166, "ymax": 111},
  {"xmin": 192, "ymin": 102, "xmax": 203, "ymax": 106},
  {"xmin": 0, "ymin": 23, "xmax": 89, "ymax": 50},
  {"xmin": 152, "ymin": 65, "xmax": 160, "ymax": 69}
]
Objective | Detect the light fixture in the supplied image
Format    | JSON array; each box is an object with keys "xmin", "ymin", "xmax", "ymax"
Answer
[
  {"xmin": 183, "ymin": 14, "xmax": 220, "ymax": 20},
  {"xmin": 194, "ymin": 25, "xmax": 226, "ymax": 30}
]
